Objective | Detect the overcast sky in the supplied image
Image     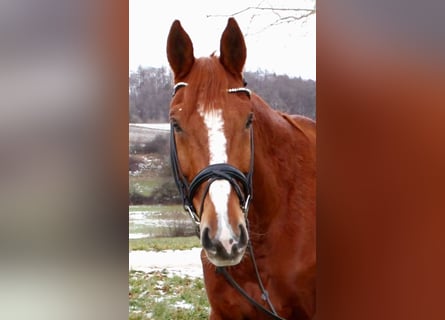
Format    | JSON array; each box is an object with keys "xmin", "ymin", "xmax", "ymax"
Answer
[{"xmin": 129, "ymin": 0, "xmax": 315, "ymax": 79}]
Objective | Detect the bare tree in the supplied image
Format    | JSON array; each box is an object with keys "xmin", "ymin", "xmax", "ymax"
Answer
[
  {"xmin": 129, "ymin": 67, "xmax": 315, "ymax": 122},
  {"xmin": 207, "ymin": 1, "xmax": 315, "ymax": 33}
]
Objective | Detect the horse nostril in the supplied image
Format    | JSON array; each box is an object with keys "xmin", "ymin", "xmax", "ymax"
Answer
[
  {"xmin": 201, "ymin": 227, "xmax": 214, "ymax": 252},
  {"xmin": 238, "ymin": 224, "xmax": 248, "ymax": 248}
]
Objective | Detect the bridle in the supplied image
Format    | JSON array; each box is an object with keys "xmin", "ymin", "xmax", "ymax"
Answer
[
  {"xmin": 169, "ymin": 82, "xmax": 285, "ymax": 320},
  {"xmin": 170, "ymin": 82, "xmax": 254, "ymax": 235}
]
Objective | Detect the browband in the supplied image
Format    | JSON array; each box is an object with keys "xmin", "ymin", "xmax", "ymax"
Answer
[
  {"xmin": 172, "ymin": 82, "xmax": 188, "ymax": 96},
  {"xmin": 172, "ymin": 82, "xmax": 251, "ymax": 98}
]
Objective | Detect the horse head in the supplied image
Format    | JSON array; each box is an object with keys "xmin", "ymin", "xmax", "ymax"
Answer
[{"xmin": 167, "ymin": 18, "xmax": 253, "ymax": 267}]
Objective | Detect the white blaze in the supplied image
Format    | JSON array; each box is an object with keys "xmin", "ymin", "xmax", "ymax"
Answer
[
  {"xmin": 202, "ymin": 109, "xmax": 234, "ymax": 253},
  {"xmin": 203, "ymin": 109, "xmax": 227, "ymax": 164}
]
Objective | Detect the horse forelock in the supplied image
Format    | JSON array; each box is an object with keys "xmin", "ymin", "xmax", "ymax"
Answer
[{"xmin": 188, "ymin": 57, "xmax": 228, "ymax": 114}]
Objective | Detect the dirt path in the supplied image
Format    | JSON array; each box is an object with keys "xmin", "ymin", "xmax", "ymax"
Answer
[{"xmin": 129, "ymin": 248, "xmax": 203, "ymax": 278}]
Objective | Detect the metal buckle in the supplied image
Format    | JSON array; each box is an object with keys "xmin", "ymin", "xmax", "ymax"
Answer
[
  {"xmin": 184, "ymin": 204, "xmax": 200, "ymax": 226},
  {"xmin": 242, "ymin": 194, "xmax": 251, "ymax": 214},
  {"xmin": 184, "ymin": 204, "xmax": 201, "ymax": 237}
]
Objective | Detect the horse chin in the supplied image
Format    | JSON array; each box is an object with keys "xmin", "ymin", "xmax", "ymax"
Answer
[{"xmin": 204, "ymin": 246, "xmax": 246, "ymax": 267}]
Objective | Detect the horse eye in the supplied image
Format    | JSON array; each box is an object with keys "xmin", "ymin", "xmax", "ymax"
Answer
[
  {"xmin": 172, "ymin": 120, "xmax": 182, "ymax": 132},
  {"xmin": 245, "ymin": 113, "xmax": 254, "ymax": 128}
]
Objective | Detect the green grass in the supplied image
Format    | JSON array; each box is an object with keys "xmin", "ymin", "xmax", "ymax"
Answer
[
  {"xmin": 129, "ymin": 176, "xmax": 169, "ymax": 197},
  {"xmin": 129, "ymin": 153, "xmax": 209, "ymax": 318},
  {"xmin": 129, "ymin": 201, "xmax": 208, "ymax": 319},
  {"xmin": 129, "ymin": 204, "xmax": 183, "ymax": 214},
  {"xmin": 129, "ymin": 270, "xmax": 209, "ymax": 320},
  {"xmin": 130, "ymin": 236, "xmax": 200, "ymax": 251}
]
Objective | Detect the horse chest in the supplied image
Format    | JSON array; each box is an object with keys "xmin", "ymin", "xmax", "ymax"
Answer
[{"xmin": 202, "ymin": 254, "xmax": 299, "ymax": 319}]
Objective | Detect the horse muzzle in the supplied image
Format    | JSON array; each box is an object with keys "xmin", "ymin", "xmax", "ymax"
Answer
[{"xmin": 201, "ymin": 224, "xmax": 248, "ymax": 266}]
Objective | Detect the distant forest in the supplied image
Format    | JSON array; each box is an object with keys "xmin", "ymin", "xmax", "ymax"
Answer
[{"xmin": 129, "ymin": 66, "xmax": 315, "ymax": 123}]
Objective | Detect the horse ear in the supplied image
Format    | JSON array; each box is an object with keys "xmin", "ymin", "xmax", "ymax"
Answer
[
  {"xmin": 167, "ymin": 20, "xmax": 195, "ymax": 79},
  {"xmin": 220, "ymin": 18, "xmax": 246, "ymax": 76}
]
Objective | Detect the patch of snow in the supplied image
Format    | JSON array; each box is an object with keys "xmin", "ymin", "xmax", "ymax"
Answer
[
  {"xmin": 129, "ymin": 233, "xmax": 150, "ymax": 239},
  {"xmin": 154, "ymin": 281, "xmax": 166, "ymax": 295},
  {"xmin": 130, "ymin": 123, "xmax": 170, "ymax": 131},
  {"xmin": 129, "ymin": 248, "xmax": 203, "ymax": 278},
  {"xmin": 174, "ymin": 300, "xmax": 195, "ymax": 310}
]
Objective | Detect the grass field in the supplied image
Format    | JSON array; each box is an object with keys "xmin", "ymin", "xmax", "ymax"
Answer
[
  {"xmin": 129, "ymin": 204, "xmax": 184, "ymax": 214},
  {"xmin": 129, "ymin": 204, "xmax": 207, "ymax": 319},
  {"xmin": 129, "ymin": 235, "xmax": 208, "ymax": 320},
  {"xmin": 128, "ymin": 149, "xmax": 209, "ymax": 320},
  {"xmin": 129, "ymin": 236, "xmax": 200, "ymax": 251},
  {"xmin": 129, "ymin": 270, "xmax": 209, "ymax": 320},
  {"xmin": 129, "ymin": 151, "xmax": 209, "ymax": 319},
  {"xmin": 130, "ymin": 177, "xmax": 168, "ymax": 197}
]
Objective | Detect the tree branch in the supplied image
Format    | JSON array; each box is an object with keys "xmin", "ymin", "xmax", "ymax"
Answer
[
  {"xmin": 206, "ymin": 5, "xmax": 315, "ymax": 34},
  {"xmin": 207, "ymin": 6, "xmax": 315, "ymax": 19}
]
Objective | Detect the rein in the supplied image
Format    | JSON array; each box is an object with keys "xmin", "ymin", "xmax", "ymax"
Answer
[
  {"xmin": 170, "ymin": 82, "xmax": 285, "ymax": 319},
  {"xmin": 216, "ymin": 242, "xmax": 287, "ymax": 320}
]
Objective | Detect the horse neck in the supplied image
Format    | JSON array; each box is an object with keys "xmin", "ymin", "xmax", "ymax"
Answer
[{"xmin": 249, "ymin": 96, "xmax": 299, "ymax": 232}]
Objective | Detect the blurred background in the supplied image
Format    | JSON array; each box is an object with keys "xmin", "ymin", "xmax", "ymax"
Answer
[{"xmin": 0, "ymin": 0, "xmax": 128, "ymax": 319}]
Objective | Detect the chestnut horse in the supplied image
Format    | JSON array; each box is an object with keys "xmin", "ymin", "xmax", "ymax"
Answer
[{"xmin": 167, "ymin": 18, "xmax": 315, "ymax": 320}]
